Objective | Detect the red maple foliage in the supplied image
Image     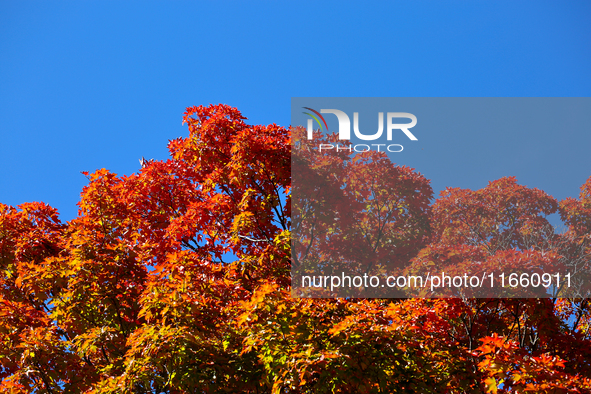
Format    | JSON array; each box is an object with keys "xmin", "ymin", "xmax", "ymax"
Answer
[{"xmin": 1, "ymin": 104, "xmax": 590, "ymax": 393}]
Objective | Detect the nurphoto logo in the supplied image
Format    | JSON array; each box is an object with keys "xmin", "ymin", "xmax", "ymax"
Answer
[{"xmin": 303, "ymin": 107, "xmax": 418, "ymax": 152}]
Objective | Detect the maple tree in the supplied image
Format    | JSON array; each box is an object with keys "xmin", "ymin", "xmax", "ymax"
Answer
[
  {"xmin": 291, "ymin": 128, "xmax": 433, "ymax": 298},
  {"xmin": 1, "ymin": 104, "xmax": 591, "ymax": 393}
]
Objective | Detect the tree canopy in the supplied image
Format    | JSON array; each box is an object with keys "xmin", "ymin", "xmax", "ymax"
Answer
[{"xmin": 1, "ymin": 104, "xmax": 591, "ymax": 393}]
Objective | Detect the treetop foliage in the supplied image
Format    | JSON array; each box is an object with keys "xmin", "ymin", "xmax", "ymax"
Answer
[{"xmin": 1, "ymin": 104, "xmax": 591, "ymax": 393}]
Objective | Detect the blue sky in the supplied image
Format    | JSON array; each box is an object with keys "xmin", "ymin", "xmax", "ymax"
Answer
[{"xmin": 1, "ymin": 1, "xmax": 590, "ymax": 222}]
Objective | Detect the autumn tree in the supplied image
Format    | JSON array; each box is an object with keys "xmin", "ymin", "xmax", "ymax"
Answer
[
  {"xmin": 291, "ymin": 127, "xmax": 433, "ymax": 297},
  {"xmin": 1, "ymin": 104, "xmax": 591, "ymax": 393}
]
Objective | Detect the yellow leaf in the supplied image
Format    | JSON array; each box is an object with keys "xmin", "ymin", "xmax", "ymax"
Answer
[{"xmin": 484, "ymin": 377, "xmax": 497, "ymax": 394}]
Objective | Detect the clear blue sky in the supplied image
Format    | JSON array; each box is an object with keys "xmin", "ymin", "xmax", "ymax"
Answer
[{"xmin": 1, "ymin": 1, "xmax": 590, "ymax": 222}]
